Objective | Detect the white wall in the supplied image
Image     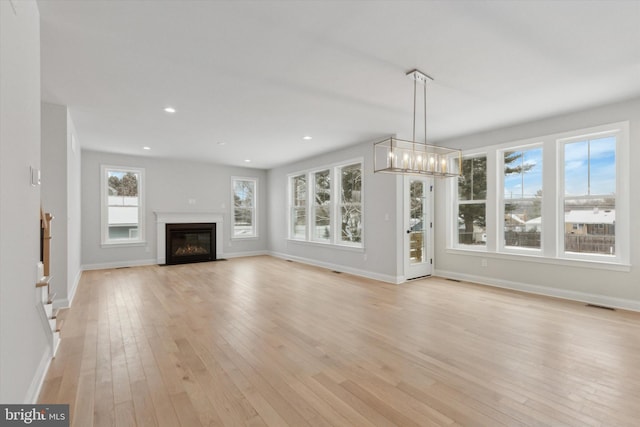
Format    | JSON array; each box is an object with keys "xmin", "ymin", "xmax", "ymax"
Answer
[
  {"xmin": 0, "ymin": 0, "xmax": 51, "ymax": 403},
  {"xmin": 267, "ymin": 141, "xmax": 403, "ymax": 283},
  {"xmin": 434, "ymin": 97, "xmax": 640, "ymax": 310},
  {"xmin": 67, "ymin": 113, "xmax": 82, "ymax": 305},
  {"xmin": 41, "ymin": 102, "xmax": 83, "ymax": 307},
  {"xmin": 41, "ymin": 103, "xmax": 68, "ymax": 303},
  {"xmin": 81, "ymin": 150, "xmax": 268, "ymax": 268}
]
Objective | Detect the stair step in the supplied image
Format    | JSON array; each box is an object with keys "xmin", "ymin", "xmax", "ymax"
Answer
[
  {"xmin": 36, "ymin": 276, "xmax": 52, "ymax": 288},
  {"xmin": 52, "ymin": 308, "xmax": 60, "ymax": 319},
  {"xmin": 55, "ymin": 319, "xmax": 64, "ymax": 333}
]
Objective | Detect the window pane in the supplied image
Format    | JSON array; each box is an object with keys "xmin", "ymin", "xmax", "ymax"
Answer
[
  {"xmin": 504, "ymin": 148, "xmax": 542, "ymax": 199},
  {"xmin": 564, "ymin": 140, "xmax": 589, "ymax": 196},
  {"xmin": 410, "ymin": 180, "xmax": 425, "ymax": 264},
  {"xmin": 589, "ymin": 136, "xmax": 616, "ymax": 195},
  {"xmin": 313, "ymin": 205, "xmax": 330, "ymax": 240},
  {"xmin": 293, "ymin": 175, "xmax": 306, "ymax": 205},
  {"xmin": 234, "ymin": 180, "xmax": 254, "ymax": 208},
  {"xmin": 458, "ymin": 203, "xmax": 486, "ymax": 245},
  {"xmin": 314, "ymin": 170, "xmax": 330, "ymax": 205},
  {"xmin": 234, "ymin": 207, "xmax": 253, "ymax": 236},
  {"xmin": 564, "ymin": 199, "xmax": 615, "ymax": 255},
  {"xmin": 340, "ymin": 205, "xmax": 361, "ymax": 243},
  {"xmin": 459, "ymin": 156, "xmax": 486, "ymax": 201},
  {"xmin": 292, "ymin": 207, "xmax": 306, "ymax": 239},
  {"xmin": 504, "ymin": 200, "xmax": 541, "ymax": 249}
]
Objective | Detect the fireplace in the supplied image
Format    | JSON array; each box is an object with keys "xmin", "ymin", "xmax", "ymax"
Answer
[{"xmin": 165, "ymin": 223, "xmax": 216, "ymax": 265}]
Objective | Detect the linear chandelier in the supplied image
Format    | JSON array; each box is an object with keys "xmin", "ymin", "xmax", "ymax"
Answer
[{"xmin": 374, "ymin": 69, "xmax": 461, "ymax": 177}]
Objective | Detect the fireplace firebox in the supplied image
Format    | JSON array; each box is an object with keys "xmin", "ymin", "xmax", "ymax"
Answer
[{"xmin": 165, "ymin": 223, "xmax": 216, "ymax": 265}]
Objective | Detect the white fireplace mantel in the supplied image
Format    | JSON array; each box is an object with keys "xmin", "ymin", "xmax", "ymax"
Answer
[{"xmin": 155, "ymin": 211, "xmax": 224, "ymax": 264}]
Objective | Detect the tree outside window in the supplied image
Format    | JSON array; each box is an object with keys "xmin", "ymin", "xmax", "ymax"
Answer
[
  {"xmin": 457, "ymin": 156, "xmax": 486, "ymax": 245},
  {"xmin": 312, "ymin": 170, "xmax": 331, "ymax": 241},
  {"xmin": 233, "ymin": 178, "xmax": 257, "ymax": 238},
  {"xmin": 339, "ymin": 163, "xmax": 362, "ymax": 244},
  {"xmin": 503, "ymin": 147, "xmax": 542, "ymax": 249},
  {"xmin": 102, "ymin": 166, "xmax": 144, "ymax": 244},
  {"xmin": 291, "ymin": 174, "xmax": 307, "ymax": 239}
]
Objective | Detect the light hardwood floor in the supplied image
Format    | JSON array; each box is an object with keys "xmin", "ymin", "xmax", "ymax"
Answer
[{"xmin": 39, "ymin": 256, "xmax": 640, "ymax": 426}]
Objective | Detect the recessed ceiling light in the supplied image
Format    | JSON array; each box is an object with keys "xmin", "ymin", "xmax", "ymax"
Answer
[
  {"xmin": 143, "ymin": 146, "xmax": 151, "ymax": 150},
  {"xmin": 244, "ymin": 159, "xmax": 251, "ymax": 163},
  {"xmin": 303, "ymin": 135, "xmax": 312, "ymax": 140},
  {"xmin": 164, "ymin": 107, "xmax": 176, "ymax": 113}
]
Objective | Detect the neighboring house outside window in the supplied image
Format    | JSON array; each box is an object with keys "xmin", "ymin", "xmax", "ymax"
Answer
[
  {"xmin": 562, "ymin": 134, "xmax": 616, "ymax": 256},
  {"xmin": 232, "ymin": 177, "xmax": 257, "ymax": 238},
  {"xmin": 501, "ymin": 146, "xmax": 543, "ymax": 250},
  {"xmin": 449, "ymin": 121, "xmax": 628, "ymax": 268},
  {"xmin": 101, "ymin": 165, "xmax": 144, "ymax": 245}
]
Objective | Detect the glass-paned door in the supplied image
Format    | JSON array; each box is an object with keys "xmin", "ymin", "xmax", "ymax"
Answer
[{"xmin": 404, "ymin": 176, "xmax": 433, "ymax": 279}]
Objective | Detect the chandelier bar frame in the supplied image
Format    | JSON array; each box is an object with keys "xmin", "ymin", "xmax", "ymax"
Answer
[{"xmin": 373, "ymin": 136, "xmax": 462, "ymax": 177}]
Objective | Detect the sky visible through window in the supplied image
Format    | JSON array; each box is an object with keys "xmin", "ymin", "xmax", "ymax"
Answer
[
  {"xmin": 564, "ymin": 136, "xmax": 616, "ymax": 196},
  {"xmin": 504, "ymin": 148, "xmax": 542, "ymax": 199}
]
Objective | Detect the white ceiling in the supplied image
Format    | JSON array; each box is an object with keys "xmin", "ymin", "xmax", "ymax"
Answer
[{"xmin": 38, "ymin": 0, "xmax": 640, "ymax": 169}]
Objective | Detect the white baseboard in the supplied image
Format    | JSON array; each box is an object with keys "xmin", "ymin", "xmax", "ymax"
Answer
[
  {"xmin": 269, "ymin": 251, "xmax": 402, "ymax": 284},
  {"xmin": 434, "ymin": 269, "xmax": 640, "ymax": 312},
  {"xmin": 52, "ymin": 268, "xmax": 83, "ymax": 309},
  {"xmin": 222, "ymin": 250, "xmax": 268, "ymax": 259},
  {"xmin": 81, "ymin": 258, "xmax": 157, "ymax": 271},
  {"xmin": 25, "ymin": 346, "xmax": 52, "ymax": 404}
]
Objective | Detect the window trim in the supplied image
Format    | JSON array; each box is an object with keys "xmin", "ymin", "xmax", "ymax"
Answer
[
  {"xmin": 448, "ymin": 121, "xmax": 629, "ymax": 269},
  {"xmin": 287, "ymin": 157, "xmax": 364, "ymax": 249},
  {"xmin": 310, "ymin": 168, "xmax": 331, "ymax": 243},
  {"xmin": 497, "ymin": 143, "xmax": 544, "ymax": 255},
  {"xmin": 231, "ymin": 176, "xmax": 258, "ymax": 239},
  {"xmin": 557, "ymin": 125, "xmax": 627, "ymax": 263},
  {"xmin": 288, "ymin": 171, "xmax": 308, "ymax": 241},
  {"xmin": 100, "ymin": 164, "xmax": 145, "ymax": 246},
  {"xmin": 453, "ymin": 153, "xmax": 488, "ymax": 250}
]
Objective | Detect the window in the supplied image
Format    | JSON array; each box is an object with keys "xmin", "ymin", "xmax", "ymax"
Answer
[
  {"xmin": 288, "ymin": 160, "xmax": 363, "ymax": 248},
  {"xmin": 290, "ymin": 174, "xmax": 307, "ymax": 240},
  {"xmin": 232, "ymin": 177, "xmax": 257, "ymax": 238},
  {"xmin": 101, "ymin": 165, "xmax": 144, "ymax": 245},
  {"xmin": 457, "ymin": 155, "xmax": 486, "ymax": 246},
  {"xmin": 449, "ymin": 121, "xmax": 628, "ymax": 268},
  {"xmin": 501, "ymin": 146, "xmax": 543, "ymax": 250},
  {"xmin": 338, "ymin": 163, "xmax": 362, "ymax": 245},
  {"xmin": 312, "ymin": 170, "xmax": 331, "ymax": 242},
  {"xmin": 562, "ymin": 134, "xmax": 616, "ymax": 256}
]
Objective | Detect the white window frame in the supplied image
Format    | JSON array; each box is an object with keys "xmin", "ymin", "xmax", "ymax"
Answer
[
  {"xmin": 557, "ymin": 124, "xmax": 628, "ymax": 264},
  {"xmin": 231, "ymin": 176, "xmax": 258, "ymax": 239},
  {"xmin": 498, "ymin": 143, "xmax": 544, "ymax": 255},
  {"xmin": 336, "ymin": 161, "xmax": 364, "ymax": 247},
  {"xmin": 453, "ymin": 153, "xmax": 488, "ymax": 251},
  {"xmin": 310, "ymin": 168, "xmax": 331, "ymax": 243},
  {"xmin": 288, "ymin": 172, "xmax": 308, "ymax": 241},
  {"xmin": 287, "ymin": 158, "xmax": 364, "ymax": 250},
  {"xmin": 100, "ymin": 164, "xmax": 145, "ymax": 247},
  {"xmin": 448, "ymin": 121, "xmax": 629, "ymax": 270}
]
